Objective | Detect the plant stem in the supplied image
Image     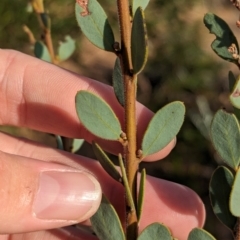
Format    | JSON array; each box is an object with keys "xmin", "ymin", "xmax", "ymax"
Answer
[{"xmin": 117, "ymin": 0, "xmax": 139, "ymax": 239}]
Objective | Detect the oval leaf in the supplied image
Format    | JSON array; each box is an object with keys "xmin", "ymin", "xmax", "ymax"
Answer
[
  {"xmin": 75, "ymin": 0, "xmax": 115, "ymax": 52},
  {"xmin": 75, "ymin": 91, "xmax": 122, "ymax": 140},
  {"xmin": 230, "ymin": 168, "xmax": 240, "ymax": 217},
  {"xmin": 210, "ymin": 109, "xmax": 240, "ymax": 170},
  {"xmin": 230, "ymin": 75, "xmax": 240, "ymax": 109},
  {"xmin": 203, "ymin": 13, "xmax": 239, "ymax": 65},
  {"xmin": 58, "ymin": 35, "xmax": 76, "ymax": 61},
  {"xmin": 91, "ymin": 195, "xmax": 125, "ymax": 240},
  {"xmin": 138, "ymin": 222, "xmax": 172, "ymax": 240},
  {"xmin": 92, "ymin": 141, "xmax": 122, "ymax": 183},
  {"xmin": 34, "ymin": 41, "xmax": 51, "ymax": 62},
  {"xmin": 141, "ymin": 101, "xmax": 185, "ymax": 158},
  {"xmin": 131, "ymin": 7, "xmax": 148, "ymax": 74},
  {"xmin": 132, "ymin": 0, "xmax": 149, "ymax": 16},
  {"xmin": 113, "ymin": 57, "xmax": 125, "ymax": 106},
  {"xmin": 188, "ymin": 228, "xmax": 216, "ymax": 240},
  {"xmin": 137, "ymin": 168, "xmax": 146, "ymax": 221},
  {"xmin": 209, "ymin": 166, "xmax": 236, "ymax": 230},
  {"xmin": 40, "ymin": 13, "xmax": 50, "ymax": 29}
]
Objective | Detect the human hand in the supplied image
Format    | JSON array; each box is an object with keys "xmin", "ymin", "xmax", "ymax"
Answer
[{"xmin": 0, "ymin": 49, "xmax": 205, "ymax": 240}]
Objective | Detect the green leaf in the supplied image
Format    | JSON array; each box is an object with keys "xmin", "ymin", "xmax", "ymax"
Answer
[
  {"xmin": 188, "ymin": 228, "xmax": 216, "ymax": 240},
  {"xmin": 138, "ymin": 222, "xmax": 172, "ymax": 240},
  {"xmin": 203, "ymin": 13, "xmax": 239, "ymax": 65},
  {"xmin": 141, "ymin": 101, "xmax": 185, "ymax": 158},
  {"xmin": 91, "ymin": 195, "xmax": 125, "ymax": 240},
  {"xmin": 209, "ymin": 166, "xmax": 236, "ymax": 230},
  {"xmin": 34, "ymin": 41, "xmax": 51, "ymax": 62},
  {"xmin": 131, "ymin": 7, "xmax": 148, "ymax": 74},
  {"xmin": 112, "ymin": 57, "xmax": 124, "ymax": 106},
  {"xmin": 137, "ymin": 168, "xmax": 146, "ymax": 221},
  {"xmin": 118, "ymin": 154, "xmax": 135, "ymax": 212},
  {"xmin": 72, "ymin": 138, "xmax": 84, "ymax": 153},
  {"xmin": 75, "ymin": 91, "xmax": 122, "ymax": 140},
  {"xmin": 58, "ymin": 35, "xmax": 76, "ymax": 61},
  {"xmin": 75, "ymin": 0, "xmax": 115, "ymax": 52},
  {"xmin": 230, "ymin": 75, "xmax": 240, "ymax": 109},
  {"xmin": 210, "ymin": 109, "xmax": 240, "ymax": 170},
  {"xmin": 230, "ymin": 168, "xmax": 240, "ymax": 217},
  {"xmin": 132, "ymin": 0, "xmax": 149, "ymax": 16},
  {"xmin": 40, "ymin": 13, "xmax": 51, "ymax": 29},
  {"xmin": 92, "ymin": 141, "xmax": 122, "ymax": 183}
]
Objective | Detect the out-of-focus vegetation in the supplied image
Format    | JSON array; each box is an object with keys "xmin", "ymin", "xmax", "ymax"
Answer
[{"xmin": 1, "ymin": 0, "xmax": 238, "ymax": 239}]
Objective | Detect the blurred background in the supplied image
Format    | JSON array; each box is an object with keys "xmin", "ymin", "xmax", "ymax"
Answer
[{"xmin": 1, "ymin": 0, "xmax": 240, "ymax": 239}]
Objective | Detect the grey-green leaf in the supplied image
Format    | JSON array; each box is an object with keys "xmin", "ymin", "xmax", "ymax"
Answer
[
  {"xmin": 138, "ymin": 222, "xmax": 172, "ymax": 240},
  {"xmin": 141, "ymin": 101, "xmax": 185, "ymax": 158},
  {"xmin": 75, "ymin": 0, "xmax": 115, "ymax": 52},
  {"xmin": 34, "ymin": 41, "xmax": 51, "ymax": 62},
  {"xmin": 209, "ymin": 166, "xmax": 236, "ymax": 230},
  {"xmin": 72, "ymin": 138, "xmax": 84, "ymax": 153},
  {"xmin": 132, "ymin": 0, "xmax": 149, "ymax": 16},
  {"xmin": 40, "ymin": 13, "xmax": 51, "ymax": 29},
  {"xmin": 203, "ymin": 13, "xmax": 239, "ymax": 65},
  {"xmin": 131, "ymin": 7, "xmax": 148, "ymax": 74},
  {"xmin": 58, "ymin": 35, "xmax": 76, "ymax": 61},
  {"xmin": 188, "ymin": 228, "xmax": 216, "ymax": 240},
  {"xmin": 92, "ymin": 141, "xmax": 122, "ymax": 183},
  {"xmin": 118, "ymin": 154, "xmax": 135, "ymax": 212},
  {"xmin": 75, "ymin": 91, "xmax": 122, "ymax": 140},
  {"xmin": 210, "ymin": 109, "xmax": 240, "ymax": 170},
  {"xmin": 137, "ymin": 168, "xmax": 146, "ymax": 221},
  {"xmin": 230, "ymin": 168, "xmax": 240, "ymax": 217},
  {"xmin": 113, "ymin": 57, "xmax": 124, "ymax": 106},
  {"xmin": 91, "ymin": 195, "xmax": 125, "ymax": 240}
]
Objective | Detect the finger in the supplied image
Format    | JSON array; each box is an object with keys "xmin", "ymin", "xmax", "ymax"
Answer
[
  {"xmin": 0, "ymin": 133, "xmax": 205, "ymax": 239},
  {"xmin": 0, "ymin": 227, "xmax": 98, "ymax": 240},
  {"xmin": 0, "ymin": 147, "xmax": 101, "ymax": 234},
  {"xmin": 0, "ymin": 49, "xmax": 175, "ymax": 161}
]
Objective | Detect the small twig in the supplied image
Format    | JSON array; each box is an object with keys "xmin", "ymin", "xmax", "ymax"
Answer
[{"xmin": 22, "ymin": 25, "xmax": 36, "ymax": 44}]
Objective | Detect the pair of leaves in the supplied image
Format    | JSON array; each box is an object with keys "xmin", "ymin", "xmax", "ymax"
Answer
[
  {"xmin": 91, "ymin": 197, "xmax": 173, "ymax": 240},
  {"xmin": 203, "ymin": 13, "xmax": 239, "ymax": 66},
  {"xmin": 93, "ymin": 141, "xmax": 146, "ymax": 222},
  {"xmin": 34, "ymin": 36, "xmax": 76, "ymax": 62},
  {"xmin": 75, "ymin": 0, "xmax": 114, "ymax": 52},
  {"xmin": 75, "ymin": 91, "xmax": 185, "ymax": 159},
  {"xmin": 210, "ymin": 109, "xmax": 240, "ymax": 170}
]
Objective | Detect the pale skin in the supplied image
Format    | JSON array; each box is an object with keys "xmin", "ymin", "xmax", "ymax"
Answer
[{"xmin": 0, "ymin": 49, "xmax": 205, "ymax": 240}]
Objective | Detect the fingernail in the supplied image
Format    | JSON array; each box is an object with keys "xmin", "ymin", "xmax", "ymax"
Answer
[{"xmin": 33, "ymin": 171, "xmax": 101, "ymax": 221}]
